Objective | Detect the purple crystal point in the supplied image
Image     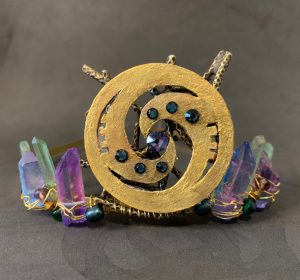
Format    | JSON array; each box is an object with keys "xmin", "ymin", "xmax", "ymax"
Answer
[
  {"xmin": 18, "ymin": 151, "xmax": 45, "ymax": 207},
  {"xmin": 55, "ymin": 148, "xmax": 86, "ymax": 226},
  {"xmin": 212, "ymin": 142, "xmax": 256, "ymax": 220},
  {"xmin": 146, "ymin": 131, "xmax": 169, "ymax": 154},
  {"xmin": 255, "ymin": 152, "xmax": 280, "ymax": 209}
]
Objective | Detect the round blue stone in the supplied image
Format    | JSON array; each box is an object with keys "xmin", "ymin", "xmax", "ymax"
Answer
[
  {"xmin": 147, "ymin": 108, "xmax": 158, "ymax": 120},
  {"xmin": 135, "ymin": 163, "xmax": 146, "ymax": 174},
  {"xmin": 156, "ymin": 161, "xmax": 168, "ymax": 173},
  {"xmin": 185, "ymin": 109, "xmax": 200, "ymax": 123},
  {"xmin": 85, "ymin": 205, "xmax": 104, "ymax": 223},
  {"xmin": 166, "ymin": 102, "xmax": 178, "ymax": 114},
  {"xmin": 193, "ymin": 199, "xmax": 211, "ymax": 216},
  {"xmin": 115, "ymin": 149, "xmax": 128, "ymax": 163}
]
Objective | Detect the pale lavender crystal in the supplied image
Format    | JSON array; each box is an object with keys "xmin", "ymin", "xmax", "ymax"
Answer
[
  {"xmin": 256, "ymin": 152, "xmax": 280, "ymax": 209},
  {"xmin": 55, "ymin": 148, "xmax": 86, "ymax": 226},
  {"xmin": 18, "ymin": 151, "xmax": 45, "ymax": 207},
  {"xmin": 146, "ymin": 132, "xmax": 169, "ymax": 154},
  {"xmin": 212, "ymin": 142, "xmax": 255, "ymax": 220}
]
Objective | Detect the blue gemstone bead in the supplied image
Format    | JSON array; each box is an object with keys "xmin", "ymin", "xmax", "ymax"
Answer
[
  {"xmin": 86, "ymin": 205, "xmax": 104, "ymax": 223},
  {"xmin": 115, "ymin": 149, "xmax": 128, "ymax": 163},
  {"xmin": 166, "ymin": 102, "xmax": 178, "ymax": 114},
  {"xmin": 185, "ymin": 109, "xmax": 200, "ymax": 123},
  {"xmin": 156, "ymin": 161, "xmax": 168, "ymax": 173},
  {"xmin": 135, "ymin": 163, "xmax": 146, "ymax": 174},
  {"xmin": 193, "ymin": 199, "xmax": 211, "ymax": 216},
  {"xmin": 147, "ymin": 108, "xmax": 158, "ymax": 120}
]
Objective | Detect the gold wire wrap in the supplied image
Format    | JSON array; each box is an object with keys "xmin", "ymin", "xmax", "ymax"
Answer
[
  {"xmin": 248, "ymin": 174, "xmax": 281, "ymax": 203},
  {"xmin": 21, "ymin": 187, "xmax": 57, "ymax": 210},
  {"xmin": 211, "ymin": 197, "xmax": 243, "ymax": 220},
  {"xmin": 87, "ymin": 194, "xmax": 192, "ymax": 219},
  {"xmin": 56, "ymin": 201, "xmax": 86, "ymax": 221}
]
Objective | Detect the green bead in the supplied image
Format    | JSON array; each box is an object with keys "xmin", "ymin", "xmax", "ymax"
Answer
[
  {"xmin": 52, "ymin": 209, "xmax": 62, "ymax": 222},
  {"xmin": 242, "ymin": 198, "xmax": 256, "ymax": 215},
  {"xmin": 86, "ymin": 205, "xmax": 104, "ymax": 223},
  {"xmin": 193, "ymin": 199, "xmax": 211, "ymax": 216}
]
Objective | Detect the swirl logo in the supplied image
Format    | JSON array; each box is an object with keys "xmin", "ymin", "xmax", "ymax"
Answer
[{"xmin": 85, "ymin": 59, "xmax": 233, "ymax": 213}]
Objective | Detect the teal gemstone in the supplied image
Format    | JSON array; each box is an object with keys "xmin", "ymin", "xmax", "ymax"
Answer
[
  {"xmin": 156, "ymin": 161, "xmax": 168, "ymax": 173},
  {"xmin": 166, "ymin": 102, "xmax": 178, "ymax": 114},
  {"xmin": 86, "ymin": 205, "xmax": 104, "ymax": 223},
  {"xmin": 193, "ymin": 199, "xmax": 211, "ymax": 216},
  {"xmin": 52, "ymin": 209, "xmax": 62, "ymax": 222},
  {"xmin": 242, "ymin": 198, "xmax": 256, "ymax": 215},
  {"xmin": 115, "ymin": 149, "xmax": 128, "ymax": 163},
  {"xmin": 135, "ymin": 163, "xmax": 146, "ymax": 174},
  {"xmin": 185, "ymin": 109, "xmax": 200, "ymax": 123},
  {"xmin": 147, "ymin": 108, "xmax": 158, "ymax": 120}
]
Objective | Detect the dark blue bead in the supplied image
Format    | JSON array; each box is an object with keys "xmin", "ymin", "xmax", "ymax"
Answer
[
  {"xmin": 147, "ymin": 108, "xmax": 158, "ymax": 120},
  {"xmin": 185, "ymin": 109, "xmax": 200, "ymax": 123},
  {"xmin": 135, "ymin": 163, "xmax": 146, "ymax": 174},
  {"xmin": 156, "ymin": 161, "xmax": 168, "ymax": 173},
  {"xmin": 86, "ymin": 205, "xmax": 104, "ymax": 223},
  {"xmin": 193, "ymin": 199, "xmax": 211, "ymax": 216},
  {"xmin": 115, "ymin": 149, "xmax": 128, "ymax": 163},
  {"xmin": 166, "ymin": 102, "xmax": 178, "ymax": 114}
]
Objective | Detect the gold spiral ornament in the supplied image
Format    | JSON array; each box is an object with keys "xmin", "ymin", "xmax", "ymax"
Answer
[{"xmin": 84, "ymin": 53, "xmax": 234, "ymax": 213}]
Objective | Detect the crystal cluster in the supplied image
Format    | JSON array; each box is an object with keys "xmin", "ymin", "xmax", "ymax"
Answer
[
  {"xmin": 212, "ymin": 142, "xmax": 255, "ymax": 220},
  {"xmin": 211, "ymin": 136, "xmax": 280, "ymax": 221},
  {"xmin": 55, "ymin": 148, "xmax": 86, "ymax": 226}
]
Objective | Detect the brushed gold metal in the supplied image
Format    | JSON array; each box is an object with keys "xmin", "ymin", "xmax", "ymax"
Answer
[{"xmin": 84, "ymin": 63, "xmax": 234, "ymax": 213}]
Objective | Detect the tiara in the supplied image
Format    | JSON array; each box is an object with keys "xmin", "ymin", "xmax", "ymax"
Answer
[{"xmin": 18, "ymin": 51, "xmax": 280, "ymax": 225}]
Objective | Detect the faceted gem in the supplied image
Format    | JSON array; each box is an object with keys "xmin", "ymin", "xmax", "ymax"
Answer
[
  {"xmin": 52, "ymin": 209, "xmax": 62, "ymax": 222},
  {"xmin": 34, "ymin": 186, "xmax": 49, "ymax": 201},
  {"xmin": 115, "ymin": 149, "xmax": 128, "ymax": 162},
  {"xmin": 55, "ymin": 148, "xmax": 86, "ymax": 226},
  {"xmin": 18, "ymin": 151, "xmax": 45, "ymax": 207},
  {"xmin": 156, "ymin": 161, "xmax": 168, "ymax": 173},
  {"xmin": 194, "ymin": 199, "xmax": 211, "ymax": 216},
  {"xmin": 242, "ymin": 198, "xmax": 256, "ymax": 215},
  {"xmin": 255, "ymin": 152, "xmax": 280, "ymax": 209},
  {"xmin": 32, "ymin": 137, "xmax": 56, "ymax": 188},
  {"xmin": 185, "ymin": 109, "xmax": 200, "ymax": 123},
  {"xmin": 166, "ymin": 102, "xmax": 178, "ymax": 114},
  {"xmin": 212, "ymin": 142, "xmax": 256, "ymax": 220},
  {"xmin": 19, "ymin": 141, "xmax": 31, "ymax": 156},
  {"xmin": 147, "ymin": 108, "xmax": 158, "ymax": 120},
  {"xmin": 146, "ymin": 131, "xmax": 169, "ymax": 154},
  {"xmin": 135, "ymin": 163, "xmax": 146, "ymax": 174},
  {"xmin": 86, "ymin": 205, "xmax": 104, "ymax": 223}
]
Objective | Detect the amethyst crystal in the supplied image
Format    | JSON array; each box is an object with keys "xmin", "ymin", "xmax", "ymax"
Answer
[
  {"xmin": 212, "ymin": 142, "xmax": 255, "ymax": 220},
  {"xmin": 146, "ymin": 131, "xmax": 169, "ymax": 154},
  {"xmin": 255, "ymin": 152, "xmax": 280, "ymax": 209},
  {"xmin": 55, "ymin": 148, "xmax": 86, "ymax": 226}
]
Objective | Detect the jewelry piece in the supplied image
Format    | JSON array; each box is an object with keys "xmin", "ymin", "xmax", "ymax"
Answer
[{"xmin": 18, "ymin": 51, "xmax": 281, "ymax": 225}]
